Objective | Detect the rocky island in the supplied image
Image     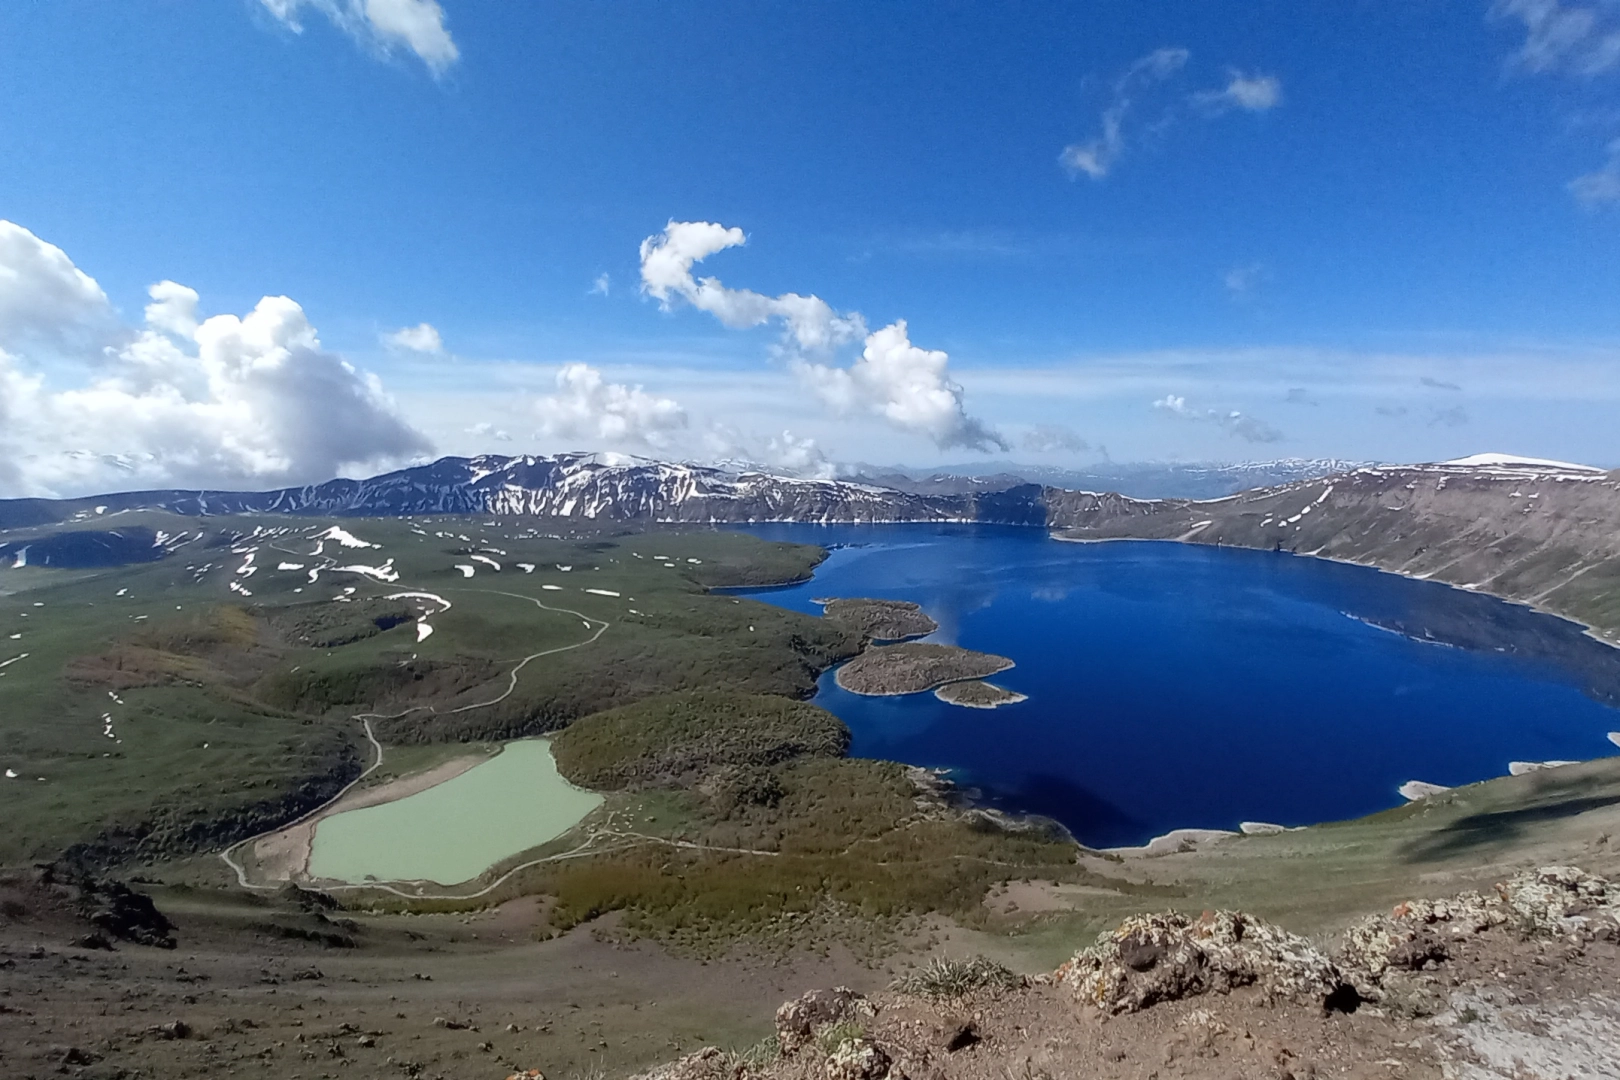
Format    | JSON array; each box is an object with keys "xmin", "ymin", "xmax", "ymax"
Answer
[
  {"xmin": 933, "ymin": 679, "xmax": 1028, "ymax": 709},
  {"xmin": 835, "ymin": 641, "xmax": 1015, "ymax": 696},
  {"xmin": 817, "ymin": 597, "xmax": 939, "ymax": 641}
]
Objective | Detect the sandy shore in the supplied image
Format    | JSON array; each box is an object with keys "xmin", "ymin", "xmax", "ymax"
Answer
[{"xmin": 249, "ymin": 751, "xmax": 493, "ymax": 883}]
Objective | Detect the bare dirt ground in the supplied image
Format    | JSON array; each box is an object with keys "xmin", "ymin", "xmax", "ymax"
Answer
[{"xmin": 248, "ymin": 753, "xmax": 491, "ymax": 882}]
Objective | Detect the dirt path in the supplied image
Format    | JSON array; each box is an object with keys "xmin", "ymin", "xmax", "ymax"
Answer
[
  {"xmin": 247, "ymin": 751, "xmax": 491, "ymax": 882},
  {"xmin": 218, "ymin": 582, "xmax": 613, "ymax": 892}
]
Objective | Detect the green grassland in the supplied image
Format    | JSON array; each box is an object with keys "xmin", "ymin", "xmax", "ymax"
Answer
[{"xmin": 0, "ymin": 511, "xmax": 856, "ymax": 870}]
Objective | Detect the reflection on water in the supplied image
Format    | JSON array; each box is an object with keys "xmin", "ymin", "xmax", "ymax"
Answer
[{"xmin": 739, "ymin": 524, "xmax": 1620, "ymax": 847}]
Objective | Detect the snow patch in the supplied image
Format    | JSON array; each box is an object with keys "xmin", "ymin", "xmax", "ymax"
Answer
[
  {"xmin": 316, "ymin": 525, "xmax": 379, "ymax": 549},
  {"xmin": 454, "ymin": 564, "xmax": 476, "ymax": 578}
]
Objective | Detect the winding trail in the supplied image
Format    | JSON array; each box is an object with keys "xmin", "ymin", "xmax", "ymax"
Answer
[{"xmin": 218, "ymin": 580, "xmax": 612, "ymax": 892}]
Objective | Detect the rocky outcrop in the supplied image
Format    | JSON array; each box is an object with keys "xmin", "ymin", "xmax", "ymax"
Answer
[
  {"xmin": 1057, "ymin": 909, "xmax": 1351, "ymax": 1014},
  {"xmin": 773, "ymin": 988, "xmax": 874, "ymax": 1055},
  {"xmin": 634, "ymin": 866, "xmax": 1620, "ymax": 1080}
]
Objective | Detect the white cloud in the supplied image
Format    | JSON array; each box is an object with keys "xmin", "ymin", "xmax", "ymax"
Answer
[
  {"xmin": 1223, "ymin": 262, "xmax": 1266, "ymax": 297},
  {"xmin": 0, "ymin": 220, "xmax": 430, "ymax": 498},
  {"xmin": 383, "ymin": 321, "xmax": 444, "ymax": 353},
  {"xmin": 1021, "ymin": 424, "xmax": 1090, "ymax": 454},
  {"xmin": 0, "ymin": 220, "xmax": 112, "ymax": 347},
  {"xmin": 1060, "ymin": 48, "xmax": 1189, "ymax": 180},
  {"xmin": 260, "ymin": 0, "xmax": 459, "ymax": 75},
  {"xmin": 1193, "ymin": 70, "xmax": 1283, "ymax": 115},
  {"xmin": 703, "ymin": 424, "xmax": 836, "ymax": 479},
  {"xmin": 1153, "ymin": 393, "xmax": 1282, "ymax": 443},
  {"xmin": 465, "ymin": 421, "xmax": 511, "ymax": 442},
  {"xmin": 589, "ymin": 273, "xmax": 611, "ymax": 296},
  {"xmin": 1493, "ymin": 0, "xmax": 1620, "ymax": 77},
  {"xmin": 534, "ymin": 362, "xmax": 687, "ymax": 450},
  {"xmin": 1570, "ymin": 137, "xmax": 1620, "ymax": 201},
  {"xmin": 1061, "ymin": 51, "xmax": 1282, "ymax": 180},
  {"xmin": 638, "ymin": 221, "xmax": 1003, "ymax": 451},
  {"xmin": 639, "ymin": 221, "xmax": 865, "ymax": 351}
]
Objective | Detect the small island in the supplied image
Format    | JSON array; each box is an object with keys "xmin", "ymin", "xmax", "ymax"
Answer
[
  {"xmin": 818, "ymin": 597, "xmax": 939, "ymax": 641},
  {"xmin": 836, "ymin": 641, "xmax": 1014, "ymax": 696},
  {"xmin": 933, "ymin": 679, "xmax": 1028, "ymax": 709}
]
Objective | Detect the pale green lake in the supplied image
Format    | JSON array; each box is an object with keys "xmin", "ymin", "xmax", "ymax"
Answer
[{"xmin": 307, "ymin": 738, "xmax": 602, "ymax": 885}]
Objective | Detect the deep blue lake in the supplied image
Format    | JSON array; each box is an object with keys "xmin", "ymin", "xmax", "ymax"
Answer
[{"xmin": 738, "ymin": 524, "xmax": 1620, "ymax": 848}]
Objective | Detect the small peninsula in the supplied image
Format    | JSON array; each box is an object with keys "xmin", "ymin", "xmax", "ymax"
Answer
[
  {"xmin": 818, "ymin": 597, "xmax": 939, "ymax": 641},
  {"xmin": 934, "ymin": 679, "xmax": 1028, "ymax": 709},
  {"xmin": 835, "ymin": 641, "xmax": 1014, "ymax": 696}
]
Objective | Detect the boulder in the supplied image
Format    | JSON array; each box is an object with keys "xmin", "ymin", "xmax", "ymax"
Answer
[
  {"xmin": 824, "ymin": 1037, "xmax": 890, "ymax": 1080},
  {"xmin": 775, "ymin": 987, "xmax": 873, "ymax": 1055},
  {"xmin": 1059, "ymin": 910, "xmax": 1348, "ymax": 1014}
]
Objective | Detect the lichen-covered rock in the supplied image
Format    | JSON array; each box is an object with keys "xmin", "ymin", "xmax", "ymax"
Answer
[
  {"xmin": 1058, "ymin": 910, "xmax": 1347, "ymax": 1014},
  {"xmin": 824, "ymin": 1037, "xmax": 890, "ymax": 1080},
  {"xmin": 775, "ymin": 988, "xmax": 874, "ymax": 1056},
  {"xmin": 1342, "ymin": 867, "xmax": 1620, "ymax": 990},
  {"xmin": 1498, "ymin": 865, "xmax": 1619, "ymax": 935},
  {"xmin": 1340, "ymin": 892, "xmax": 1502, "ymax": 984},
  {"xmin": 629, "ymin": 1046, "xmax": 747, "ymax": 1080}
]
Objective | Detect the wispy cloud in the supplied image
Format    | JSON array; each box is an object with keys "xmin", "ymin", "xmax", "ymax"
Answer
[
  {"xmin": 1493, "ymin": 0, "xmax": 1620, "ymax": 77},
  {"xmin": 1192, "ymin": 70, "xmax": 1283, "ymax": 115},
  {"xmin": 589, "ymin": 273, "xmax": 611, "ymax": 296},
  {"xmin": 1021, "ymin": 424, "xmax": 1090, "ymax": 453},
  {"xmin": 1223, "ymin": 262, "xmax": 1266, "ymax": 298},
  {"xmin": 1060, "ymin": 50, "xmax": 1282, "ymax": 181},
  {"xmin": 1153, "ymin": 393, "xmax": 1283, "ymax": 443},
  {"xmin": 1060, "ymin": 48, "xmax": 1189, "ymax": 180},
  {"xmin": 259, "ymin": 0, "xmax": 459, "ymax": 76},
  {"xmin": 1429, "ymin": 405, "xmax": 1471, "ymax": 427},
  {"xmin": 1570, "ymin": 137, "xmax": 1620, "ymax": 201},
  {"xmin": 1420, "ymin": 375, "xmax": 1463, "ymax": 391}
]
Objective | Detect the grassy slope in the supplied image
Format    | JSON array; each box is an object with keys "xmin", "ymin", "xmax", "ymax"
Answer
[
  {"xmin": 0, "ymin": 511, "xmax": 854, "ymax": 869},
  {"xmin": 551, "ymin": 689, "xmax": 851, "ymax": 789}
]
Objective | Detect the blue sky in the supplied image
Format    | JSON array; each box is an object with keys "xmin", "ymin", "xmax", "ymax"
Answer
[{"xmin": 1, "ymin": 1, "xmax": 1618, "ymax": 495}]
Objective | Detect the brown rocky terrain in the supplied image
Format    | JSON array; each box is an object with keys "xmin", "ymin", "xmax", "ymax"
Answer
[{"xmin": 639, "ymin": 867, "xmax": 1620, "ymax": 1080}]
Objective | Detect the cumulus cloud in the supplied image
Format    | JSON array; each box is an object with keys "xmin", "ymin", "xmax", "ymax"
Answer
[
  {"xmin": 1493, "ymin": 0, "xmax": 1620, "ymax": 77},
  {"xmin": 1020, "ymin": 424, "xmax": 1090, "ymax": 453},
  {"xmin": 704, "ymin": 424, "xmax": 836, "ymax": 479},
  {"xmin": 639, "ymin": 221, "xmax": 1003, "ymax": 451},
  {"xmin": 383, "ymin": 321, "xmax": 444, "ymax": 354},
  {"xmin": 0, "ymin": 221, "xmax": 113, "ymax": 347},
  {"xmin": 0, "ymin": 220, "xmax": 430, "ymax": 498},
  {"xmin": 260, "ymin": 0, "xmax": 459, "ymax": 75},
  {"xmin": 640, "ymin": 221, "xmax": 865, "ymax": 352},
  {"xmin": 1153, "ymin": 393, "xmax": 1283, "ymax": 443},
  {"xmin": 1060, "ymin": 48, "xmax": 1189, "ymax": 180},
  {"xmin": 1193, "ymin": 70, "xmax": 1283, "ymax": 114},
  {"xmin": 465, "ymin": 421, "xmax": 511, "ymax": 442},
  {"xmin": 533, "ymin": 362, "xmax": 687, "ymax": 450}
]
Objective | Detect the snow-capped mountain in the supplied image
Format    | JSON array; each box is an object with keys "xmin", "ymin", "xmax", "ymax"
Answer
[{"xmin": 0, "ymin": 452, "xmax": 1607, "ymax": 533}]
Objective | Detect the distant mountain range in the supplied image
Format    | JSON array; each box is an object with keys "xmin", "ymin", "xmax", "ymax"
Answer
[
  {"xmin": 0, "ymin": 453, "xmax": 1601, "ymax": 537},
  {"xmin": 842, "ymin": 458, "xmax": 1370, "ymax": 500}
]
